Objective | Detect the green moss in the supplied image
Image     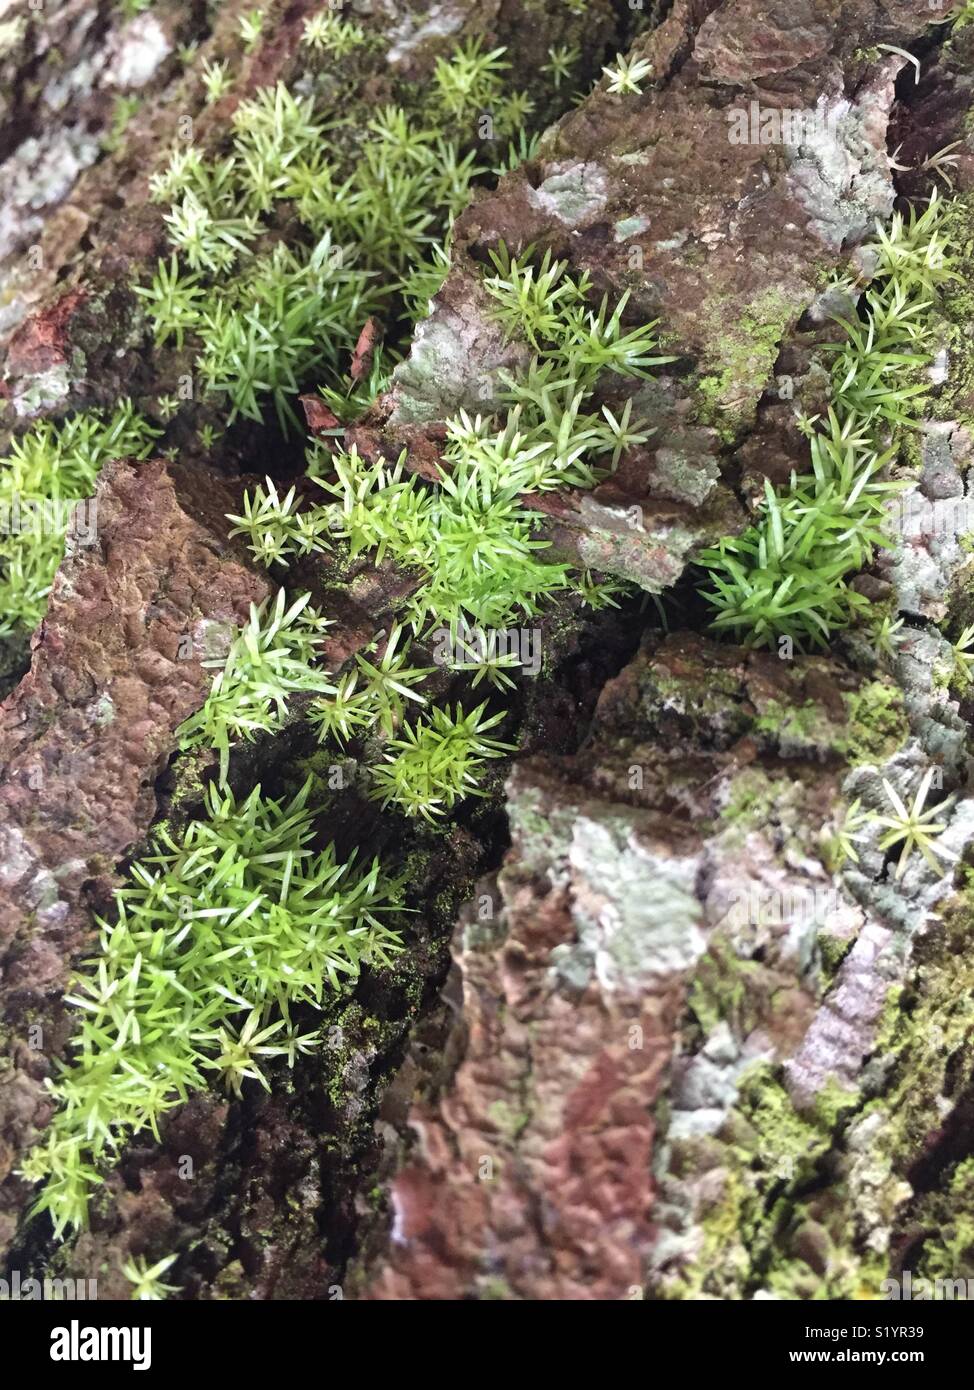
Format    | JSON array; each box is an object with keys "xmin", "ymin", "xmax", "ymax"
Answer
[
  {"xmin": 792, "ymin": 884, "xmax": 974, "ymax": 1288},
  {"xmin": 867, "ymin": 891, "xmax": 974, "ymax": 1171},
  {"xmin": 699, "ymin": 195, "xmax": 954, "ymax": 651},
  {"xmin": 763, "ymin": 1245, "xmax": 889, "ymax": 1301},
  {"xmin": 754, "ymin": 698, "xmax": 833, "ymax": 748},
  {"xmin": 750, "ymin": 678, "xmax": 906, "ymax": 765},
  {"xmin": 693, "ymin": 375, "xmax": 740, "ymax": 444},
  {"xmin": 487, "ymin": 1099, "xmax": 530, "ymax": 1139},
  {"xmin": 661, "ymin": 1165, "xmax": 750, "ymax": 1300},
  {"xmin": 691, "ymin": 286, "xmax": 796, "ymax": 433},
  {"xmin": 479, "ymin": 1276, "xmax": 515, "ymax": 1299},
  {"xmin": 688, "ymin": 945, "xmax": 764, "ymax": 1037},
  {"xmin": 734, "ymin": 1064, "xmax": 830, "ymax": 1177},
  {"xmin": 719, "ymin": 767, "xmax": 782, "ymax": 829},
  {"xmin": 840, "ymin": 680, "xmax": 910, "ymax": 764},
  {"xmin": 913, "ymin": 1157, "xmax": 974, "ymax": 1282},
  {"xmin": 811, "ymin": 1076, "xmax": 859, "ymax": 1132},
  {"xmin": 933, "ymin": 192, "xmax": 974, "ymax": 427},
  {"xmin": 817, "ymin": 928, "xmax": 854, "ymax": 985},
  {"xmin": 26, "ymin": 780, "xmax": 405, "ymax": 1237},
  {"xmin": 662, "ymin": 1063, "xmax": 838, "ymax": 1299},
  {"xmin": 0, "ymin": 404, "xmax": 159, "ymax": 635},
  {"xmin": 900, "ymin": 429, "xmax": 924, "ymax": 474}
]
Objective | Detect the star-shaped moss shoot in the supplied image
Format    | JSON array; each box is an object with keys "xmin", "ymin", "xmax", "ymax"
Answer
[
  {"xmin": 871, "ymin": 768, "xmax": 956, "ymax": 880},
  {"xmin": 122, "ymin": 1254, "xmax": 180, "ymax": 1302},
  {"xmin": 602, "ymin": 53, "xmax": 654, "ymax": 96},
  {"xmin": 951, "ymin": 623, "xmax": 974, "ymax": 685},
  {"xmin": 823, "ymin": 797, "xmax": 869, "ymax": 872}
]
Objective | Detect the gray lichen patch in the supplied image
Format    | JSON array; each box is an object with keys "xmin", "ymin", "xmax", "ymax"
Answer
[
  {"xmin": 669, "ymin": 1042, "xmax": 776, "ymax": 1145},
  {"xmin": 384, "ymin": 2, "xmax": 467, "ymax": 66},
  {"xmin": 570, "ymin": 491, "xmax": 737, "ymax": 591},
  {"xmin": 10, "ymin": 361, "xmax": 73, "ymax": 417},
  {"xmin": 104, "ymin": 13, "xmax": 172, "ymax": 90},
  {"xmin": 844, "ymin": 1110, "xmax": 913, "ymax": 1258},
  {"xmin": 614, "ymin": 215, "xmax": 651, "ymax": 242},
  {"xmin": 648, "ymin": 441, "xmax": 723, "ymax": 509},
  {"xmin": 504, "ymin": 769, "xmax": 707, "ymax": 996},
  {"xmin": 878, "ymin": 422, "xmax": 974, "ymax": 624},
  {"xmin": 568, "ymin": 817, "xmax": 706, "ymax": 987},
  {"xmin": 528, "ymin": 161, "xmax": 609, "ymax": 227},
  {"xmin": 0, "ymin": 824, "xmax": 35, "ymax": 887},
  {"xmin": 785, "ymin": 78, "xmax": 897, "ymax": 250},
  {"xmin": 0, "ymin": 127, "xmax": 100, "ymax": 262},
  {"xmin": 385, "ymin": 277, "xmax": 529, "ymax": 424}
]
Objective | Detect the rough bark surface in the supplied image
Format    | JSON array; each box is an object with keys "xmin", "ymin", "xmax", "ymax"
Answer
[
  {"xmin": 2, "ymin": 0, "xmax": 974, "ymax": 1303},
  {"xmin": 0, "ymin": 456, "xmax": 267, "ymax": 1249}
]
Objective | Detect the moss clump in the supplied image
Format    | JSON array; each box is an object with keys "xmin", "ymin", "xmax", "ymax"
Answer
[
  {"xmin": 911, "ymin": 1157, "xmax": 974, "ymax": 1283},
  {"xmin": 934, "ymin": 191, "xmax": 974, "ymax": 427},
  {"xmin": 661, "ymin": 1064, "xmax": 836, "ymax": 1299},
  {"xmin": 719, "ymin": 766, "xmax": 788, "ymax": 829},
  {"xmin": 698, "ymin": 194, "xmax": 955, "ymax": 651},
  {"xmin": 487, "ymin": 1100, "xmax": 530, "ymax": 1139},
  {"xmin": 867, "ymin": 888, "xmax": 974, "ymax": 1176},
  {"xmin": 733, "ymin": 1064, "xmax": 831, "ymax": 1178},
  {"xmin": 137, "ymin": 34, "xmax": 565, "ymax": 435},
  {"xmin": 0, "ymin": 403, "xmax": 159, "ymax": 635},
  {"xmin": 810, "ymin": 1076, "xmax": 860, "ymax": 1132},
  {"xmin": 753, "ymin": 697, "xmax": 836, "ymax": 751},
  {"xmin": 662, "ymin": 1060, "xmax": 896, "ymax": 1299},
  {"xmin": 692, "ymin": 286, "xmax": 796, "ymax": 435},
  {"xmin": 751, "ymin": 678, "xmax": 907, "ymax": 765},
  {"xmin": 817, "ymin": 928, "xmax": 854, "ymax": 985},
  {"xmin": 840, "ymin": 680, "xmax": 910, "ymax": 764},
  {"xmin": 22, "ymin": 779, "xmax": 404, "ymax": 1237},
  {"xmin": 687, "ymin": 944, "xmax": 765, "ymax": 1038}
]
